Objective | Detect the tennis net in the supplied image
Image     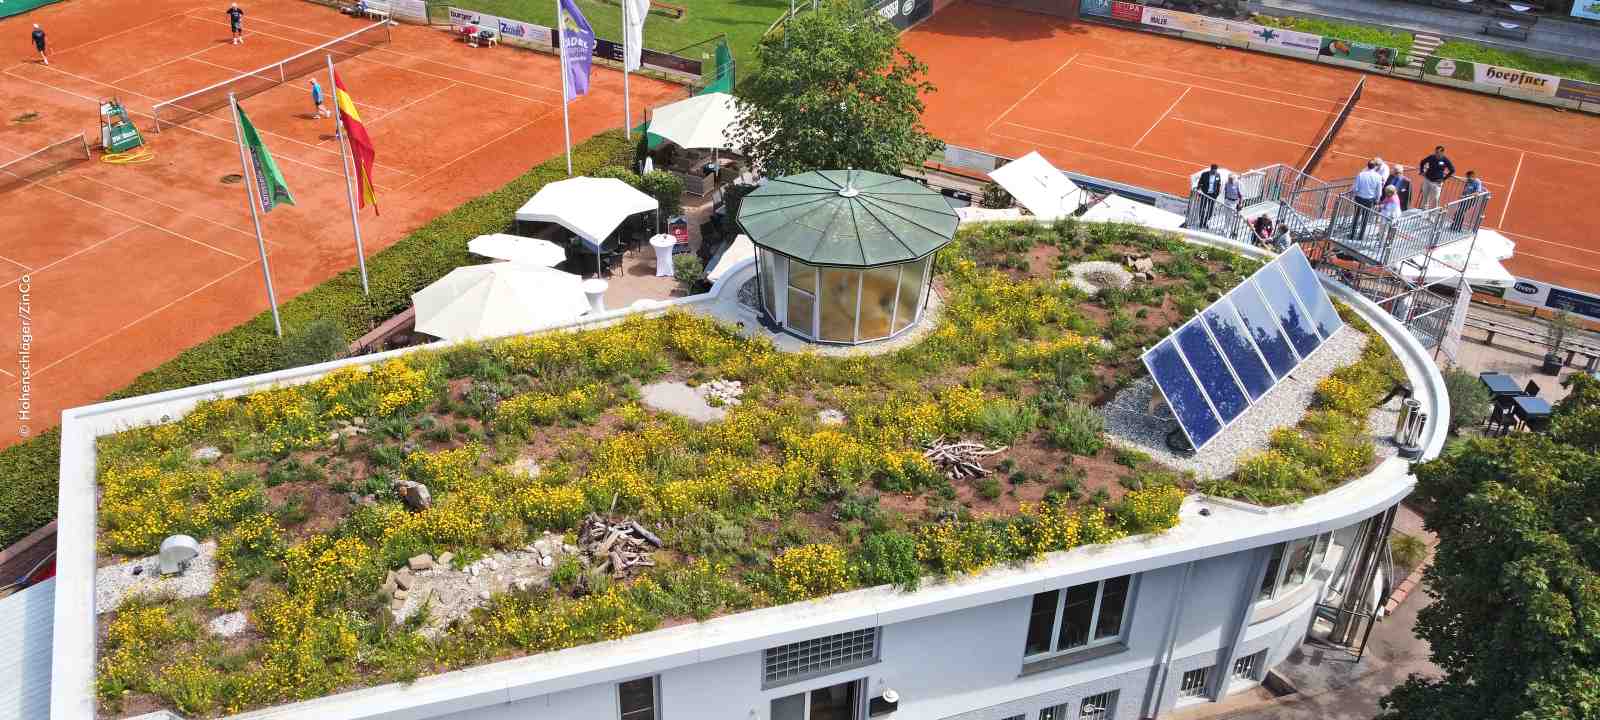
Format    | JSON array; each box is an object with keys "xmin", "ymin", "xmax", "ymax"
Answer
[
  {"xmin": 0, "ymin": 133, "xmax": 90, "ymax": 195},
  {"xmin": 1301, "ymin": 76, "xmax": 1364, "ymax": 177},
  {"xmin": 152, "ymin": 21, "xmax": 391, "ymax": 131}
]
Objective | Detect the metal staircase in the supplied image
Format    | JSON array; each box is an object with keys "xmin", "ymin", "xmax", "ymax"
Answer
[{"xmin": 1185, "ymin": 165, "xmax": 1492, "ymax": 353}]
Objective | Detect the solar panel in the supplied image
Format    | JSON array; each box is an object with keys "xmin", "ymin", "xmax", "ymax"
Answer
[
  {"xmin": 1142, "ymin": 248, "xmax": 1345, "ymax": 451},
  {"xmin": 1279, "ymin": 246, "xmax": 1345, "ymax": 339}
]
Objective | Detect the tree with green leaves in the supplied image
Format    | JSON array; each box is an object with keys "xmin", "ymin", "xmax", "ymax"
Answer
[
  {"xmin": 1381, "ymin": 372, "xmax": 1600, "ymax": 720},
  {"xmin": 730, "ymin": 0, "xmax": 942, "ymax": 176}
]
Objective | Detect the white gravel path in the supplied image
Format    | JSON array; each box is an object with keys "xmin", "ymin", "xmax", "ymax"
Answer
[
  {"xmin": 1103, "ymin": 324, "xmax": 1369, "ymax": 479},
  {"xmin": 95, "ymin": 541, "xmax": 217, "ymax": 614}
]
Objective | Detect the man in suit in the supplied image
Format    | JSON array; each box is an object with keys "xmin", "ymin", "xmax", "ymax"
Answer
[
  {"xmin": 1194, "ymin": 164, "xmax": 1222, "ymax": 229},
  {"xmin": 1385, "ymin": 164, "xmax": 1413, "ymax": 212}
]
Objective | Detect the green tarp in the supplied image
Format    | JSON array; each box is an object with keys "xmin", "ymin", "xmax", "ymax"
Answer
[{"xmin": 1, "ymin": 0, "xmax": 63, "ymax": 19}]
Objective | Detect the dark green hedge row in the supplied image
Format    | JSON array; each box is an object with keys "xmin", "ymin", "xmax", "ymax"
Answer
[{"xmin": 0, "ymin": 131, "xmax": 635, "ymax": 548}]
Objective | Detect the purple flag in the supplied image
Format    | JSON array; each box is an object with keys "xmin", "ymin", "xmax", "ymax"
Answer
[{"xmin": 559, "ymin": 0, "xmax": 595, "ymax": 101}]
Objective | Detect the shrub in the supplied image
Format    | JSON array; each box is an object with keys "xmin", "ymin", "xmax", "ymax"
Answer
[
  {"xmin": 1390, "ymin": 532, "xmax": 1428, "ymax": 572},
  {"xmin": 673, "ymin": 254, "xmax": 706, "ymax": 292},
  {"xmin": 975, "ymin": 477, "xmax": 1003, "ymax": 500},
  {"xmin": 639, "ymin": 171, "xmax": 684, "ymax": 217},
  {"xmin": 772, "ymin": 543, "xmax": 850, "ymax": 599},
  {"xmin": 1441, "ymin": 367, "xmax": 1491, "ymax": 434},
  {"xmin": 1116, "ymin": 485, "xmax": 1184, "ymax": 535},
  {"xmin": 278, "ymin": 317, "xmax": 347, "ymax": 369},
  {"xmin": 852, "ymin": 531, "xmax": 921, "ymax": 591},
  {"xmin": 979, "ymin": 181, "xmax": 1013, "ymax": 209},
  {"xmin": 973, "ymin": 399, "xmax": 1039, "ymax": 444},
  {"xmin": 1044, "ymin": 402, "xmax": 1105, "ymax": 456}
]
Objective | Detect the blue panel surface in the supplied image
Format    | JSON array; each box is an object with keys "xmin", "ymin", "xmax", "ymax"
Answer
[
  {"xmin": 1175, "ymin": 322, "xmax": 1249, "ymax": 423},
  {"xmin": 1201, "ymin": 301, "xmax": 1273, "ymax": 401},
  {"xmin": 1227, "ymin": 286, "xmax": 1299, "ymax": 377},
  {"xmin": 1144, "ymin": 339, "xmax": 1222, "ymax": 448},
  {"xmin": 1278, "ymin": 247, "xmax": 1345, "ymax": 339},
  {"xmin": 1253, "ymin": 267, "xmax": 1322, "ymax": 357}
]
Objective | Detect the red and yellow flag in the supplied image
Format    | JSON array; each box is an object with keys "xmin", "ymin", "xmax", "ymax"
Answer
[{"xmin": 333, "ymin": 71, "xmax": 378, "ymax": 214}]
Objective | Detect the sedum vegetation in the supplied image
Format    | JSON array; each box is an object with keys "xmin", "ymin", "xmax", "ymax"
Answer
[{"xmin": 91, "ymin": 220, "xmax": 1331, "ymax": 717}]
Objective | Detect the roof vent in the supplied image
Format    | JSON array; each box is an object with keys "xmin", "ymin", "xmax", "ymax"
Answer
[{"xmin": 159, "ymin": 535, "xmax": 200, "ymax": 576}]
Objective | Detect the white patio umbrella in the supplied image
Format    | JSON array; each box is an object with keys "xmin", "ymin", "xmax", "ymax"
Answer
[
  {"xmin": 515, "ymin": 177, "xmax": 658, "ymax": 274},
  {"xmin": 467, "ymin": 233, "xmax": 567, "ymax": 267},
  {"xmin": 1080, "ymin": 193, "xmax": 1186, "ymax": 231},
  {"xmin": 989, "ymin": 151, "xmax": 1085, "ymax": 220},
  {"xmin": 645, "ymin": 92, "xmax": 740, "ymax": 150},
  {"xmin": 411, "ymin": 263, "xmax": 589, "ymax": 341}
]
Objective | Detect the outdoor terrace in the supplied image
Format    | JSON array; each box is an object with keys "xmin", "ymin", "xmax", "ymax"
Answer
[{"xmin": 72, "ymin": 220, "xmax": 1418, "ymax": 719}]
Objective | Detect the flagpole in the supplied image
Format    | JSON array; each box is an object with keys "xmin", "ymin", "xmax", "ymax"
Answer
[
  {"xmin": 557, "ymin": 0, "xmax": 573, "ymax": 175},
  {"xmin": 228, "ymin": 92, "xmax": 284, "ymax": 338},
  {"xmin": 328, "ymin": 54, "xmax": 370, "ymax": 297},
  {"xmin": 622, "ymin": 0, "xmax": 631, "ymax": 140}
]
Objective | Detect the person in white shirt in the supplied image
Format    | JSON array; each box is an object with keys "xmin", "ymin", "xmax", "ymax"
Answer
[
  {"xmin": 1374, "ymin": 157, "xmax": 1390, "ymax": 184},
  {"xmin": 1351, "ymin": 162, "xmax": 1385, "ymax": 243}
]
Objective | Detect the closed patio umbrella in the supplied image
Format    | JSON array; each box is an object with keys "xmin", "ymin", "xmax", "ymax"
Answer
[
  {"xmin": 412, "ymin": 263, "xmax": 589, "ymax": 341},
  {"xmin": 467, "ymin": 233, "xmax": 567, "ymax": 267}
]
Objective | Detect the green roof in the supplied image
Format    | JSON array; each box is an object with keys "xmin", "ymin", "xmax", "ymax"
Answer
[{"xmin": 736, "ymin": 170, "xmax": 959, "ymax": 267}]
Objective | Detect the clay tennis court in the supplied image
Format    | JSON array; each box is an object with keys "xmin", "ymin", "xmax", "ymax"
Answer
[
  {"xmin": 904, "ymin": 1, "xmax": 1600, "ymax": 293},
  {"xmin": 0, "ymin": 0, "xmax": 680, "ymax": 446}
]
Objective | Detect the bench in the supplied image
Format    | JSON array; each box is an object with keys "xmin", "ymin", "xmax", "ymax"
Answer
[
  {"xmin": 1466, "ymin": 314, "xmax": 1600, "ymax": 370},
  {"xmin": 362, "ymin": 0, "xmax": 391, "ymax": 21},
  {"xmin": 1432, "ymin": 0, "xmax": 1483, "ymax": 13},
  {"xmin": 1482, "ymin": 19, "xmax": 1531, "ymax": 39}
]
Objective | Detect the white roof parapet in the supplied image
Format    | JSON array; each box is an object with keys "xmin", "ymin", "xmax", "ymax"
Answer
[{"xmin": 49, "ymin": 225, "xmax": 1444, "ymax": 720}]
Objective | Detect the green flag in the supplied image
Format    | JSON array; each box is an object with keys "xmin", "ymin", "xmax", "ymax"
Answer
[{"xmin": 236, "ymin": 103, "xmax": 295, "ymax": 213}]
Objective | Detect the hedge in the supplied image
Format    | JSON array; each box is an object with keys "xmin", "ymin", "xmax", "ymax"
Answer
[{"xmin": 0, "ymin": 131, "xmax": 635, "ymax": 548}]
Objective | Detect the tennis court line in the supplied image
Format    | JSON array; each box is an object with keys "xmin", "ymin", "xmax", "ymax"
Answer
[
  {"xmin": 1499, "ymin": 151, "xmax": 1525, "ymax": 228},
  {"xmin": 60, "ymin": 174, "xmax": 260, "ymax": 241},
  {"xmin": 1071, "ymin": 60, "xmax": 1348, "ymax": 121},
  {"xmin": 32, "ymin": 260, "xmax": 260, "ymax": 380},
  {"xmin": 108, "ymin": 19, "xmax": 242, "ymax": 85},
  {"xmin": 1001, "ymin": 120, "xmax": 1203, "ymax": 172},
  {"xmin": 0, "ymin": 11, "xmax": 187, "ymax": 73},
  {"xmin": 1166, "ymin": 116, "xmax": 1313, "ymax": 150},
  {"xmin": 1133, "ymin": 87, "xmax": 1189, "ymax": 150},
  {"xmin": 1495, "ymin": 227, "xmax": 1600, "ymax": 258},
  {"xmin": 328, "ymin": 82, "xmax": 457, "ymax": 141},
  {"xmin": 394, "ymin": 104, "xmax": 563, "ymax": 191},
  {"xmin": 184, "ymin": 12, "xmax": 565, "ymax": 100},
  {"xmin": 989, "ymin": 128, "xmax": 1192, "ymax": 181},
  {"xmin": 36, "ymin": 182, "xmax": 252, "ymax": 263},
  {"xmin": 13, "ymin": 227, "xmax": 141, "ymax": 279},
  {"xmin": 178, "ymin": 55, "xmax": 404, "ymax": 114},
  {"xmin": 988, "ymin": 53, "xmax": 1077, "ymax": 132},
  {"xmin": 1079, "ymin": 52, "xmax": 1425, "ymax": 123}
]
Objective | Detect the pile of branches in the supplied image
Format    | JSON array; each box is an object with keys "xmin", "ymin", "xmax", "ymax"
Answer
[
  {"xmin": 923, "ymin": 437, "xmax": 1007, "ymax": 481},
  {"xmin": 579, "ymin": 514, "xmax": 663, "ymax": 578}
]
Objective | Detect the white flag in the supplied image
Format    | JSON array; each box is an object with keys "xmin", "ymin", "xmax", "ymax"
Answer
[{"xmin": 623, "ymin": 0, "xmax": 649, "ymax": 71}]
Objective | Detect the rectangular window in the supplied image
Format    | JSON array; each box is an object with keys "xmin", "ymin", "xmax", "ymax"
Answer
[
  {"xmin": 618, "ymin": 676, "xmax": 657, "ymax": 720},
  {"xmin": 1259, "ymin": 532, "xmax": 1334, "ymax": 602},
  {"xmin": 1232, "ymin": 649, "xmax": 1266, "ymax": 681},
  {"xmin": 1179, "ymin": 666, "xmax": 1213, "ymax": 700},
  {"xmin": 1023, "ymin": 575, "xmax": 1133, "ymax": 659},
  {"xmin": 763, "ymin": 628, "xmax": 879, "ymax": 687},
  {"xmin": 772, "ymin": 679, "xmax": 862, "ymax": 720},
  {"xmin": 1039, "ymin": 704, "xmax": 1068, "ymax": 720},
  {"xmin": 1258, "ymin": 544, "xmax": 1284, "ymax": 601},
  {"xmin": 1079, "ymin": 690, "xmax": 1118, "ymax": 720}
]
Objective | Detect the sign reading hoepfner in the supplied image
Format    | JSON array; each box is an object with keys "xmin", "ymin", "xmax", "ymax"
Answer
[{"xmin": 1141, "ymin": 246, "xmax": 1344, "ymax": 451}]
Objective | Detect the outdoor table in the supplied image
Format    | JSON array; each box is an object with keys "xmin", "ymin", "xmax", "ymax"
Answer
[
  {"xmin": 582, "ymin": 278, "xmax": 608, "ymax": 314},
  {"xmin": 1479, "ymin": 371, "xmax": 1523, "ymax": 399},
  {"xmin": 1512, "ymin": 395, "xmax": 1552, "ymax": 433},
  {"xmin": 649, "ymin": 234, "xmax": 676, "ymax": 277},
  {"xmin": 1507, "ymin": 2, "xmax": 1531, "ymax": 11}
]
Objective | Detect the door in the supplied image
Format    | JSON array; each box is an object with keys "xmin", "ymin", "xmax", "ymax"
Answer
[{"xmin": 771, "ymin": 679, "xmax": 863, "ymax": 720}]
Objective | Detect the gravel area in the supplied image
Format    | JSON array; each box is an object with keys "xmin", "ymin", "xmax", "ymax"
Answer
[
  {"xmin": 392, "ymin": 535, "xmax": 576, "ymax": 639},
  {"xmin": 95, "ymin": 541, "xmax": 217, "ymax": 614},
  {"xmin": 1065, "ymin": 261, "xmax": 1133, "ymax": 295},
  {"xmin": 1103, "ymin": 324, "xmax": 1368, "ymax": 479}
]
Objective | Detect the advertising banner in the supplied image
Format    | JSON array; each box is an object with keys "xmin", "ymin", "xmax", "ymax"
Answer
[
  {"xmin": 557, "ymin": 33, "xmax": 702, "ymax": 77},
  {"xmin": 1082, "ymin": 0, "xmax": 1111, "ymax": 17},
  {"xmin": 1139, "ymin": 10, "xmax": 1316, "ymax": 54},
  {"xmin": 1573, "ymin": 0, "xmax": 1600, "ymax": 20},
  {"xmin": 1423, "ymin": 57, "xmax": 1560, "ymax": 97},
  {"xmin": 1557, "ymin": 78, "xmax": 1600, "ymax": 104},
  {"xmin": 1254, "ymin": 26, "xmax": 1321, "ymax": 55},
  {"xmin": 1319, "ymin": 37, "xmax": 1396, "ymax": 68},
  {"xmin": 1503, "ymin": 278, "xmax": 1600, "ymax": 320},
  {"xmin": 390, "ymin": 0, "xmax": 427, "ymax": 22},
  {"xmin": 1111, "ymin": 0, "xmax": 1145, "ymax": 22},
  {"xmin": 874, "ymin": 0, "xmax": 932, "ymax": 29},
  {"xmin": 494, "ymin": 17, "xmax": 553, "ymax": 48}
]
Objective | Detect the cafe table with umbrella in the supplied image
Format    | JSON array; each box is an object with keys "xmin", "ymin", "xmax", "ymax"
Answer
[
  {"xmin": 411, "ymin": 263, "xmax": 590, "ymax": 341},
  {"xmin": 515, "ymin": 177, "xmax": 658, "ymax": 276}
]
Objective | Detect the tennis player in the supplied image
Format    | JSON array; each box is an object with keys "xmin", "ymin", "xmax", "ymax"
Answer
[
  {"xmin": 226, "ymin": 3, "xmax": 245, "ymax": 44},
  {"xmin": 309, "ymin": 79, "xmax": 331, "ymax": 119},
  {"xmin": 31, "ymin": 24, "xmax": 48, "ymax": 65}
]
